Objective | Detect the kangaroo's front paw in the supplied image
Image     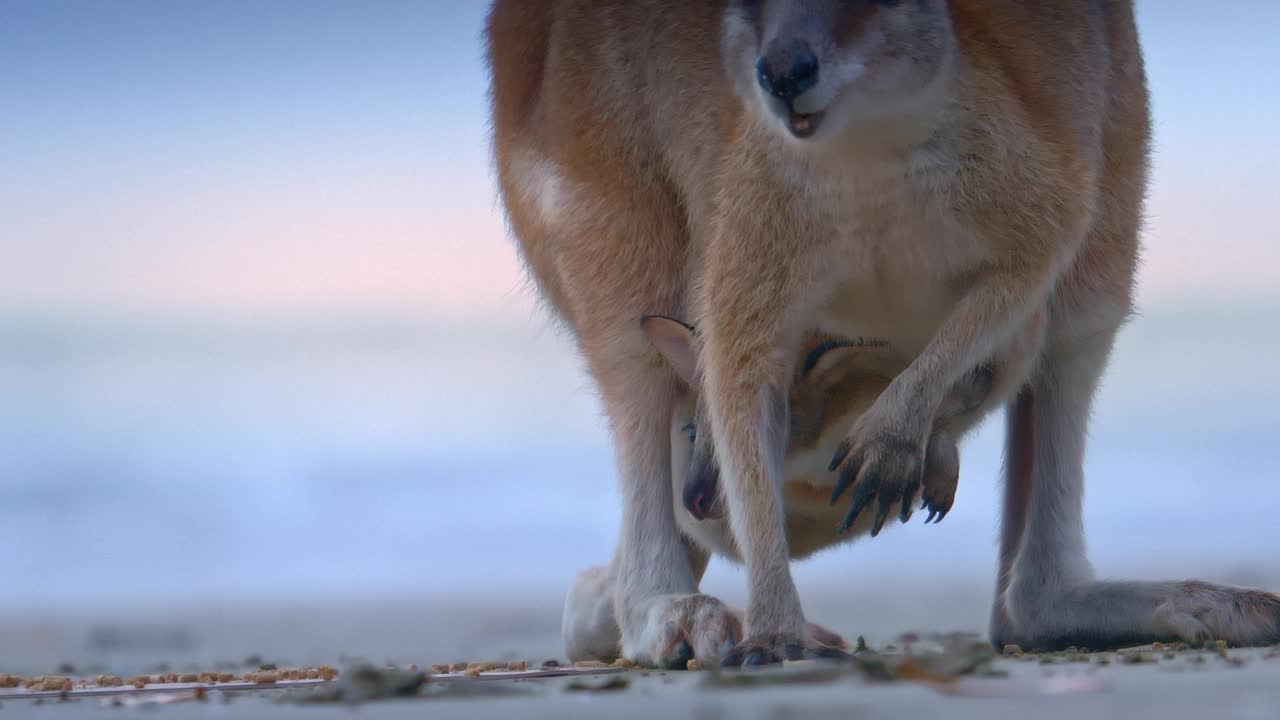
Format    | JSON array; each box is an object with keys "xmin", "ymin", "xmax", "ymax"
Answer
[
  {"xmin": 721, "ymin": 634, "xmax": 850, "ymax": 667},
  {"xmin": 828, "ymin": 422, "xmax": 925, "ymax": 536},
  {"xmin": 623, "ymin": 594, "xmax": 741, "ymax": 669}
]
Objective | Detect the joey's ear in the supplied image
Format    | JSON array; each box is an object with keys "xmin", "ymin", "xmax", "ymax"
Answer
[
  {"xmin": 801, "ymin": 339, "xmax": 900, "ymax": 385},
  {"xmin": 641, "ymin": 315, "xmax": 699, "ymax": 385}
]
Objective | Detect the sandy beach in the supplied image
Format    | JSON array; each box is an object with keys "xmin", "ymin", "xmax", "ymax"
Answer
[{"xmin": 5, "ymin": 579, "xmax": 1280, "ymax": 718}]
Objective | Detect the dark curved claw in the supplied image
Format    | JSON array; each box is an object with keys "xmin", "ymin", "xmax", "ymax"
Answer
[
  {"xmin": 838, "ymin": 476, "xmax": 877, "ymax": 534},
  {"xmin": 827, "ymin": 441, "xmax": 851, "ymax": 473},
  {"xmin": 899, "ymin": 479, "xmax": 920, "ymax": 524},
  {"xmin": 870, "ymin": 494, "xmax": 892, "ymax": 537},
  {"xmin": 828, "ymin": 453, "xmax": 860, "ymax": 505}
]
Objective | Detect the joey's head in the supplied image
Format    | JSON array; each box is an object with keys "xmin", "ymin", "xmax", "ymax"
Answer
[
  {"xmin": 721, "ymin": 0, "xmax": 955, "ymax": 143},
  {"xmin": 642, "ymin": 315, "xmax": 913, "ymax": 523}
]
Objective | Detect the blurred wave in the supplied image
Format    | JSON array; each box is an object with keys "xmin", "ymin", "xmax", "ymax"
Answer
[{"xmin": 2, "ymin": 302, "xmax": 1277, "ymax": 614}]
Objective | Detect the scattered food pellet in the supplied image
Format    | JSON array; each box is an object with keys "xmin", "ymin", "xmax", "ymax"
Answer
[
  {"xmin": 1214, "ymin": 640, "xmax": 1228, "ymax": 651},
  {"xmin": 574, "ymin": 660, "xmax": 609, "ymax": 669},
  {"xmin": 686, "ymin": 659, "xmax": 702, "ymax": 671},
  {"xmin": 318, "ymin": 666, "xmax": 338, "ymax": 681},
  {"xmin": 1151, "ymin": 642, "xmax": 1165, "ymax": 651},
  {"xmin": 430, "ymin": 665, "xmax": 451, "ymax": 675},
  {"xmin": 467, "ymin": 662, "xmax": 499, "ymax": 672},
  {"xmin": 95, "ymin": 675, "xmax": 124, "ymax": 687},
  {"xmin": 0, "ymin": 674, "xmax": 21, "ymax": 688},
  {"xmin": 127, "ymin": 676, "xmax": 148, "ymax": 688},
  {"xmin": 507, "ymin": 660, "xmax": 528, "ymax": 671},
  {"xmin": 611, "ymin": 658, "xmax": 634, "ymax": 669},
  {"xmin": 39, "ymin": 678, "xmax": 73, "ymax": 692},
  {"xmin": 178, "ymin": 673, "xmax": 199, "ymax": 683},
  {"xmin": 464, "ymin": 668, "xmax": 482, "ymax": 679},
  {"xmin": 449, "ymin": 663, "xmax": 469, "ymax": 673},
  {"xmin": 218, "ymin": 673, "xmax": 235, "ymax": 683}
]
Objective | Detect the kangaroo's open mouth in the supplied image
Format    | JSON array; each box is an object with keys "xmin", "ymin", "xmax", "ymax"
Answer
[{"xmin": 787, "ymin": 109, "xmax": 825, "ymax": 139}]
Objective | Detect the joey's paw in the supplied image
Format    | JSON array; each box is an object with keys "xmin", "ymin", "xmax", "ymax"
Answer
[
  {"xmin": 721, "ymin": 635, "xmax": 851, "ymax": 667},
  {"xmin": 828, "ymin": 427, "xmax": 925, "ymax": 536},
  {"xmin": 920, "ymin": 482, "xmax": 955, "ymax": 524},
  {"xmin": 920, "ymin": 433, "xmax": 959, "ymax": 525},
  {"xmin": 624, "ymin": 594, "xmax": 741, "ymax": 669}
]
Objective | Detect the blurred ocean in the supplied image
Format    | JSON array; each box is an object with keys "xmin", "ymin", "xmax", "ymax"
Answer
[{"xmin": 2, "ymin": 302, "xmax": 1278, "ymax": 619}]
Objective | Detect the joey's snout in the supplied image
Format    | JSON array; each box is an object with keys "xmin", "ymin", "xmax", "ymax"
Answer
[
  {"xmin": 683, "ymin": 456, "xmax": 724, "ymax": 521},
  {"xmin": 756, "ymin": 39, "xmax": 819, "ymax": 104}
]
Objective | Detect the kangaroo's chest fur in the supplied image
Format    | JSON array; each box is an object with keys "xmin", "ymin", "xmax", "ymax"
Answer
[{"xmin": 757, "ymin": 131, "xmax": 993, "ymax": 361}]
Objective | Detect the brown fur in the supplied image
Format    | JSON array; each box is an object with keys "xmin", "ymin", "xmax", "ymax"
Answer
[{"xmin": 488, "ymin": 0, "xmax": 1274, "ymax": 665}]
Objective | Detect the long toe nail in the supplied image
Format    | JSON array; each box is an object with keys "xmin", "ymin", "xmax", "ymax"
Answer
[
  {"xmin": 870, "ymin": 512, "xmax": 887, "ymax": 537},
  {"xmin": 829, "ymin": 464, "xmax": 859, "ymax": 505},
  {"xmin": 925, "ymin": 508, "xmax": 937, "ymax": 524},
  {"xmin": 744, "ymin": 649, "xmax": 767, "ymax": 666},
  {"xmin": 828, "ymin": 442, "xmax": 851, "ymax": 473},
  {"xmin": 934, "ymin": 508, "xmax": 949, "ymax": 524},
  {"xmin": 870, "ymin": 497, "xmax": 892, "ymax": 537}
]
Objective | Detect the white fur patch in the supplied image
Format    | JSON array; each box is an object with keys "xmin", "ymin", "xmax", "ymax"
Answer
[{"xmin": 512, "ymin": 148, "xmax": 572, "ymax": 227}]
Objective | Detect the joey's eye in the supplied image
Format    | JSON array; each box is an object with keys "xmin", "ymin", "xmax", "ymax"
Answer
[{"xmin": 681, "ymin": 422, "xmax": 696, "ymax": 443}]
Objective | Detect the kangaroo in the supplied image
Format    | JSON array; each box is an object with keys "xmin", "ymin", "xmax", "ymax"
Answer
[
  {"xmin": 562, "ymin": 315, "xmax": 1043, "ymax": 664},
  {"xmin": 487, "ymin": 0, "xmax": 1280, "ymax": 666}
]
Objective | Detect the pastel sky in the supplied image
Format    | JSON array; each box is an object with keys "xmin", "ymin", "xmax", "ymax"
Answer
[{"xmin": 1, "ymin": 1, "xmax": 1278, "ymax": 319}]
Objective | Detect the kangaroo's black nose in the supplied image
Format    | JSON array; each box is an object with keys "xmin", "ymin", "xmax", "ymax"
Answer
[{"xmin": 756, "ymin": 40, "xmax": 819, "ymax": 104}]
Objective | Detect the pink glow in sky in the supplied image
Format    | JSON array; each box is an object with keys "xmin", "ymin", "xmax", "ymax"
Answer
[{"xmin": 1, "ymin": 1, "xmax": 1277, "ymax": 319}]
